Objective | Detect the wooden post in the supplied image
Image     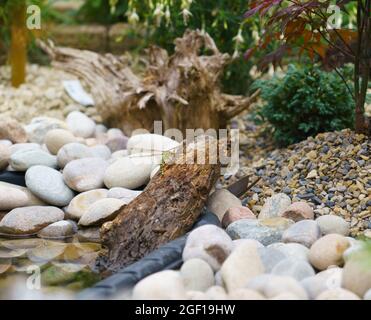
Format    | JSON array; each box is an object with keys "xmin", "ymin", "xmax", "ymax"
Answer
[{"xmin": 10, "ymin": 1, "xmax": 27, "ymax": 88}]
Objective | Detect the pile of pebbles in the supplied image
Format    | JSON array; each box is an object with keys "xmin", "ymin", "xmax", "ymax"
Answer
[
  {"xmin": 0, "ymin": 112, "xmax": 179, "ymax": 240},
  {"xmin": 129, "ymin": 191, "xmax": 371, "ymax": 300},
  {"xmin": 225, "ymin": 129, "xmax": 370, "ymax": 237},
  {"xmin": 0, "ymin": 73, "xmax": 369, "ymax": 299},
  {"xmin": 0, "ymin": 64, "xmax": 100, "ymax": 123}
]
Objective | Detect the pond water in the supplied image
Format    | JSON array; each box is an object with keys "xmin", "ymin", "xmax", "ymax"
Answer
[{"xmin": 0, "ymin": 235, "xmax": 102, "ymax": 299}]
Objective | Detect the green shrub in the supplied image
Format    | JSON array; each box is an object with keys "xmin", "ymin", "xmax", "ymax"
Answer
[{"xmin": 253, "ymin": 64, "xmax": 355, "ymax": 146}]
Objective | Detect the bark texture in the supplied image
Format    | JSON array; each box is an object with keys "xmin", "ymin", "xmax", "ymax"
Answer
[
  {"xmin": 99, "ymin": 136, "xmax": 225, "ymax": 273},
  {"xmin": 39, "ymin": 29, "xmax": 259, "ymax": 136}
]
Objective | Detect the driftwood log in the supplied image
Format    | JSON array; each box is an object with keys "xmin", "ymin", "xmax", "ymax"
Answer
[
  {"xmin": 99, "ymin": 136, "xmax": 225, "ymax": 273},
  {"xmin": 39, "ymin": 30, "xmax": 259, "ymax": 136}
]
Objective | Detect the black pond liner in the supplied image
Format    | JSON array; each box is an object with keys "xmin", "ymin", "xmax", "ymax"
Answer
[
  {"xmin": 77, "ymin": 210, "xmax": 220, "ymax": 299},
  {"xmin": 0, "ymin": 170, "xmax": 221, "ymax": 300},
  {"xmin": 0, "ymin": 170, "xmax": 27, "ymax": 187}
]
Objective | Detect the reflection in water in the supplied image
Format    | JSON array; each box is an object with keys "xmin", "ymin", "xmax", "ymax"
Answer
[{"xmin": 0, "ymin": 236, "xmax": 102, "ymax": 299}]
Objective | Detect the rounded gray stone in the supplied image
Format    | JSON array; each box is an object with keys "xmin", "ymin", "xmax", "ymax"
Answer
[
  {"xmin": 315, "ymin": 215, "xmax": 350, "ymax": 236},
  {"xmin": 25, "ymin": 166, "xmax": 75, "ymax": 206},
  {"xmin": 180, "ymin": 258, "xmax": 215, "ymax": 292},
  {"xmin": 271, "ymin": 258, "xmax": 315, "ymax": 281},
  {"xmin": 66, "ymin": 111, "xmax": 96, "ymax": 138},
  {"xmin": 9, "ymin": 143, "xmax": 41, "ymax": 155},
  {"xmin": 258, "ymin": 247, "xmax": 287, "ymax": 272},
  {"xmin": 0, "ymin": 206, "xmax": 64, "ymax": 235},
  {"xmin": 258, "ymin": 193, "xmax": 291, "ymax": 219},
  {"xmin": 63, "ymin": 157, "xmax": 109, "ymax": 192},
  {"xmin": 282, "ymin": 220, "xmax": 321, "ymax": 247},
  {"xmin": 94, "ymin": 124, "xmax": 107, "ymax": 137},
  {"xmin": 78, "ymin": 198, "xmax": 125, "ymax": 226},
  {"xmin": 301, "ymin": 268, "xmax": 343, "ymax": 299},
  {"xmin": 103, "ymin": 156, "xmax": 153, "ymax": 190},
  {"xmin": 57, "ymin": 143, "xmax": 92, "ymax": 168},
  {"xmin": 38, "ymin": 220, "xmax": 77, "ymax": 239},
  {"xmin": 246, "ymin": 274, "xmax": 308, "ymax": 299},
  {"xmin": 10, "ymin": 149, "xmax": 58, "ymax": 171},
  {"xmin": 77, "ymin": 227, "xmax": 101, "ymax": 243},
  {"xmin": 233, "ymin": 239, "xmax": 264, "ymax": 250},
  {"xmin": 226, "ymin": 218, "xmax": 294, "ymax": 246},
  {"xmin": 183, "ymin": 225, "xmax": 234, "ymax": 271},
  {"xmin": 90, "ymin": 145, "xmax": 111, "ymax": 160},
  {"xmin": 25, "ymin": 117, "xmax": 67, "ymax": 144},
  {"xmin": 0, "ymin": 184, "xmax": 29, "ymax": 210},
  {"xmin": 268, "ymin": 242, "xmax": 310, "ymax": 262},
  {"xmin": 105, "ymin": 136, "xmax": 128, "ymax": 152}
]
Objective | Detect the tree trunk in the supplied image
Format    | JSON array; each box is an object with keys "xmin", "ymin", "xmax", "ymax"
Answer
[
  {"xmin": 354, "ymin": 0, "xmax": 370, "ymax": 135},
  {"xmin": 355, "ymin": 98, "xmax": 368, "ymax": 134},
  {"xmin": 10, "ymin": 2, "xmax": 27, "ymax": 88},
  {"xmin": 39, "ymin": 30, "xmax": 259, "ymax": 136},
  {"xmin": 99, "ymin": 136, "xmax": 224, "ymax": 273}
]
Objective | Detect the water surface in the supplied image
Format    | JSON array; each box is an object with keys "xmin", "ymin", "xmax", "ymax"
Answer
[{"xmin": 0, "ymin": 235, "xmax": 102, "ymax": 299}]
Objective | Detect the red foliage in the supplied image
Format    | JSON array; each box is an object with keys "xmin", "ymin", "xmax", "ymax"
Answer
[
  {"xmin": 243, "ymin": 0, "xmax": 371, "ymax": 134},
  {"xmin": 243, "ymin": 0, "xmax": 358, "ymax": 70}
]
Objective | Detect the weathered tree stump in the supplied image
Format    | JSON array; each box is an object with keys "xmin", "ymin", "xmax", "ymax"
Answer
[
  {"xmin": 39, "ymin": 30, "xmax": 259, "ymax": 136},
  {"xmin": 99, "ymin": 136, "xmax": 225, "ymax": 273}
]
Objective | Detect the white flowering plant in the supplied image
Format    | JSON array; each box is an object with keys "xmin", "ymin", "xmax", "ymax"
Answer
[{"xmin": 77, "ymin": 0, "xmax": 267, "ymax": 95}]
